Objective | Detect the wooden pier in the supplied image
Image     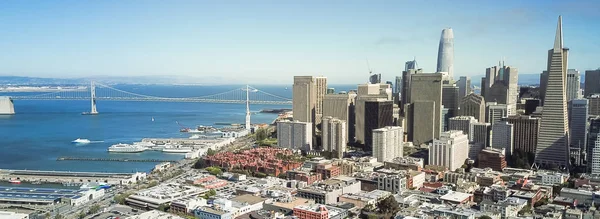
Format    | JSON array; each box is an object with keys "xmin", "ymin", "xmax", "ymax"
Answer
[{"xmin": 56, "ymin": 157, "xmax": 177, "ymax": 163}]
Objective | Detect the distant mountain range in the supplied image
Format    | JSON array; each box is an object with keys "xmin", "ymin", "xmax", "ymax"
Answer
[{"xmin": 0, "ymin": 75, "xmax": 245, "ymax": 85}]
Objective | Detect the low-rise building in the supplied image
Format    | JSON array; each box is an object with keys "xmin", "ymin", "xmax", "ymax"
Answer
[
  {"xmin": 338, "ymin": 190, "xmax": 391, "ymax": 209},
  {"xmin": 194, "ymin": 206, "xmax": 233, "ymax": 219},
  {"xmin": 169, "ymin": 197, "xmax": 207, "ymax": 215},
  {"xmin": 560, "ymin": 188, "xmax": 596, "ymax": 206},
  {"xmin": 538, "ymin": 171, "xmax": 569, "ymax": 185},
  {"xmin": 230, "ymin": 195, "xmax": 266, "ymax": 217},
  {"xmin": 480, "ymin": 197, "xmax": 527, "ymax": 218},
  {"xmin": 293, "ymin": 204, "xmax": 348, "ymax": 219},
  {"xmin": 0, "ymin": 211, "xmax": 29, "ymax": 219},
  {"xmin": 128, "ymin": 210, "xmax": 185, "ymax": 219},
  {"xmin": 383, "ymin": 157, "xmax": 424, "ymax": 171},
  {"xmin": 440, "ymin": 191, "xmax": 473, "ymax": 204},
  {"xmin": 297, "ymin": 176, "xmax": 361, "ymax": 204},
  {"xmin": 126, "ymin": 183, "xmax": 205, "ymax": 210}
]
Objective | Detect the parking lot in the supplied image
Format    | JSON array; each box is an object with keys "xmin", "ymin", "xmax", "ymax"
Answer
[{"xmin": 91, "ymin": 204, "xmax": 142, "ymax": 219}]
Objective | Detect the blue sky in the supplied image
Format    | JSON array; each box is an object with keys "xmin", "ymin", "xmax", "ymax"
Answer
[{"xmin": 0, "ymin": 0, "xmax": 599, "ymax": 84}]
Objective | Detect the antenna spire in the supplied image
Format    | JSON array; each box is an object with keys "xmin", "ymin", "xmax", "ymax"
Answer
[{"xmin": 554, "ymin": 15, "xmax": 563, "ymax": 50}]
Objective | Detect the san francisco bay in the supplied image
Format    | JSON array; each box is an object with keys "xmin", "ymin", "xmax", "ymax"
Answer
[{"xmin": 0, "ymin": 84, "xmax": 296, "ymax": 173}]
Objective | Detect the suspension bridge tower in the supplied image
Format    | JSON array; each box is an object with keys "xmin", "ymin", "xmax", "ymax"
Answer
[
  {"xmin": 245, "ymin": 85, "xmax": 251, "ymax": 130},
  {"xmin": 86, "ymin": 81, "xmax": 98, "ymax": 115}
]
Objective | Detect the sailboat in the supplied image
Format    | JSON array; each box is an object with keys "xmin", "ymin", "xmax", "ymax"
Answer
[{"xmin": 151, "ymin": 117, "xmax": 155, "ymax": 122}]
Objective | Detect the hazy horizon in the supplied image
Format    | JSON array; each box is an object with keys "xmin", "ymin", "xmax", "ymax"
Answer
[{"xmin": 1, "ymin": 0, "xmax": 599, "ymax": 84}]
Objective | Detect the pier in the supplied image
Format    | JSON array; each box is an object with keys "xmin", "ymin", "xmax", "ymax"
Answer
[{"xmin": 56, "ymin": 157, "xmax": 178, "ymax": 163}]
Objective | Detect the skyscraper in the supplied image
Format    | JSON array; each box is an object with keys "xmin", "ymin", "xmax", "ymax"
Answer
[
  {"xmin": 566, "ymin": 69, "xmax": 581, "ymax": 101},
  {"xmin": 506, "ymin": 115, "xmax": 541, "ymax": 154},
  {"xmin": 436, "ymin": 28, "xmax": 454, "ymax": 79},
  {"xmin": 323, "ymin": 92, "xmax": 356, "ymax": 143},
  {"xmin": 315, "ymin": 77, "xmax": 328, "ymax": 125},
  {"xmin": 486, "ymin": 102, "xmax": 510, "ymax": 125},
  {"xmin": 481, "ymin": 63, "xmax": 519, "ymax": 113},
  {"xmin": 459, "ymin": 93, "xmax": 486, "ymax": 122},
  {"xmin": 568, "ymin": 99, "xmax": 588, "ymax": 152},
  {"xmin": 457, "ymin": 76, "xmax": 471, "ymax": 98},
  {"xmin": 293, "ymin": 76, "xmax": 316, "ymax": 124},
  {"xmin": 587, "ymin": 117, "xmax": 600, "ymax": 174},
  {"xmin": 405, "ymin": 59, "xmax": 418, "ymax": 71},
  {"xmin": 448, "ymin": 116, "xmax": 477, "ymax": 136},
  {"xmin": 322, "ymin": 117, "xmax": 347, "ymax": 159},
  {"xmin": 373, "ymin": 126, "xmax": 403, "ymax": 162},
  {"xmin": 406, "ymin": 73, "xmax": 443, "ymax": 145},
  {"xmin": 492, "ymin": 121, "xmax": 514, "ymax": 158},
  {"xmin": 355, "ymin": 84, "xmax": 391, "ymax": 144},
  {"xmin": 401, "ymin": 68, "xmax": 423, "ymax": 115},
  {"xmin": 534, "ymin": 16, "xmax": 570, "ymax": 169},
  {"xmin": 589, "ymin": 95, "xmax": 600, "ymax": 116},
  {"xmin": 584, "ymin": 69, "xmax": 600, "ymax": 97},
  {"xmin": 364, "ymin": 99, "xmax": 394, "ymax": 151},
  {"xmin": 429, "ymin": 130, "xmax": 469, "ymax": 171},
  {"xmin": 442, "ymin": 84, "xmax": 460, "ymax": 124}
]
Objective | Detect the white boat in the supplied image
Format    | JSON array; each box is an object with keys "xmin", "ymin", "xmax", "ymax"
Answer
[
  {"xmin": 72, "ymin": 138, "xmax": 91, "ymax": 144},
  {"xmin": 162, "ymin": 144, "xmax": 193, "ymax": 153},
  {"xmin": 108, "ymin": 143, "xmax": 147, "ymax": 153}
]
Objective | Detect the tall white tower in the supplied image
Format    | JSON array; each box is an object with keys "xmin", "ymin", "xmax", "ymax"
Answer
[
  {"xmin": 245, "ymin": 85, "xmax": 251, "ymax": 130},
  {"xmin": 90, "ymin": 81, "xmax": 98, "ymax": 115}
]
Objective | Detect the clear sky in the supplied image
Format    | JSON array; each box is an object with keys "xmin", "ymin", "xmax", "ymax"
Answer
[{"xmin": 1, "ymin": 0, "xmax": 599, "ymax": 84}]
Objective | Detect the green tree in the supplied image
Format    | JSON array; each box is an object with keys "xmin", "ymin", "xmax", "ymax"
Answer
[
  {"xmin": 256, "ymin": 128, "xmax": 268, "ymax": 141},
  {"xmin": 277, "ymin": 173, "xmax": 287, "ymax": 179},
  {"xmin": 76, "ymin": 211, "xmax": 86, "ymax": 219},
  {"xmin": 89, "ymin": 204, "xmax": 101, "ymax": 214},
  {"xmin": 54, "ymin": 214, "xmax": 64, "ymax": 219},
  {"xmin": 203, "ymin": 189, "xmax": 217, "ymax": 199},
  {"xmin": 44, "ymin": 212, "xmax": 51, "ymax": 219},
  {"xmin": 158, "ymin": 203, "xmax": 170, "ymax": 212},
  {"xmin": 376, "ymin": 196, "xmax": 399, "ymax": 214},
  {"xmin": 254, "ymin": 172, "xmax": 267, "ymax": 178},
  {"xmin": 207, "ymin": 148, "xmax": 216, "ymax": 156},
  {"xmin": 480, "ymin": 216, "xmax": 492, "ymax": 219},
  {"xmin": 205, "ymin": 167, "xmax": 223, "ymax": 176}
]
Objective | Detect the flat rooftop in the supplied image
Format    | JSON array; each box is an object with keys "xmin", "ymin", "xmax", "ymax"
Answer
[
  {"xmin": 0, "ymin": 186, "xmax": 83, "ymax": 202},
  {"xmin": 1, "ymin": 169, "xmax": 137, "ymax": 178}
]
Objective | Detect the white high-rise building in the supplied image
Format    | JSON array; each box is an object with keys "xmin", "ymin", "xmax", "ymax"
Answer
[
  {"xmin": 322, "ymin": 117, "xmax": 347, "ymax": 159},
  {"xmin": 372, "ymin": 126, "xmax": 403, "ymax": 162},
  {"xmin": 491, "ymin": 121, "xmax": 514, "ymax": 157},
  {"xmin": 277, "ymin": 121, "xmax": 313, "ymax": 151},
  {"xmin": 590, "ymin": 135, "xmax": 600, "ymax": 176},
  {"xmin": 566, "ymin": 69, "xmax": 581, "ymax": 101},
  {"xmin": 429, "ymin": 130, "xmax": 469, "ymax": 171},
  {"xmin": 436, "ymin": 28, "xmax": 454, "ymax": 79}
]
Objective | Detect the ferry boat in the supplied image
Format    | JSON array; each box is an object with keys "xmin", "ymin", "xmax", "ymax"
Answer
[
  {"xmin": 162, "ymin": 144, "xmax": 193, "ymax": 153},
  {"xmin": 72, "ymin": 138, "xmax": 91, "ymax": 144},
  {"xmin": 132, "ymin": 141, "xmax": 155, "ymax": 147},
  {"xmin": 9, "ymin": 179, "xmax": 21, "ymax": 184},
  {"xmin": 108, "ymin": 143, "xmax": 147, "ymax": 153}
]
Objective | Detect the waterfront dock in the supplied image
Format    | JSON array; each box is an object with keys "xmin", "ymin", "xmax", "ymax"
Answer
[
  {"xmin": 57, "ymin": 157, "xmax": 177, "ymax": 163},
  {"xmin": 0, "ymin": 169, "xmax": 147, "ymax": 185}
]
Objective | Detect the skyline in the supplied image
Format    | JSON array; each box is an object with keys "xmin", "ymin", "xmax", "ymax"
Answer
[{"xmin": 1, "ymin": 0, "xmax": 600, "ymax": 84}]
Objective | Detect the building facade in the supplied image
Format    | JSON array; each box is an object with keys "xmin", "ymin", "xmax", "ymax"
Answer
[
  {"xmin": 566, "ymin": 69, "xmax": 581, "ymax": 101},
  {"xmin": 486, "ymin": 102, "xmax": 511, "ymax": 125},
  {"xmin": 436, "ymin": 28, "xmax": 454, "ymax": 78},
  {"xmin": 470, "ymin": 122, "xmax": 491, "ymax": 147},
  {"xmin": 293, "ymin": 76, "xmax": 317, "ymax": 124},
  {"xmin": 457, "ymin": 76, "xmax": 471, "ymax": 98},
  {"xmin": 506, "ymin": 115, "xmax": 541, "ymax": 154},
  {"xmin": 478, "ymin": 148, "xmax": 507, "ymax": 171},
  {"xmin": 277, "ymin": 121, "xmax": 313, "ymax": 151},
  {"xmin": 584, "ymin": 69, "xmax": 600, "ymax": 97},
  {"xmin": 364, "ymin": 100, "xmax": 394, "ymax": 151},
  {"xmin": 491, "ymin": 121, "xmax": 514, "ymax": 157},
  {"xmin": 449, "ymin": 116, "xmax": 478, "ymax": 137},
  {"xmin": 568, "ymin": 99, "xmax": 589, "ymax": 155},
  {"xmin": 372, "ymin": 126, "xmax": 403, "ymax": 162},
  {"xmin": 429, "ymin": 130, "xmax": 469, "ymax": 171},
  {"xmin": 322, "ymin": 117, "xmax": 347, "ymax": 159},
  {"xmin": 534, "ymin": 16, "xmax": 571, "ymax": 168},
  {"xmin": 407, "ymin": 73, "xmax": 443, "ymax": 145},
  {"xmin": 323, "ymin": 93, "xmax": 356, "ymax": 143},
  {"xmin": 459, "ymin": 93, "xmax": 486, "ymax": 122}
]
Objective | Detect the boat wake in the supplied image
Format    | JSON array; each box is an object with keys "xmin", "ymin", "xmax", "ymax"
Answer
[{"xmin": 72, "ymin": 139, "xmax": 104, "ymax": 145}]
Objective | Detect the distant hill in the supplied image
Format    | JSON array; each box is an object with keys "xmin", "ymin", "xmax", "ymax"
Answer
[{"xmin": 0, "ymin": 75, "xmax": 244, "ymax": 85}]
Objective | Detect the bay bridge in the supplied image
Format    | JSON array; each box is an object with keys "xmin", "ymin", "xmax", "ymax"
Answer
[{"xmin": 1, "ymin": 82, "xmax": 292, "ymax": 119}]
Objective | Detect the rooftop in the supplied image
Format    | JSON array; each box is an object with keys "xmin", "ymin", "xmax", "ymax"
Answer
[
  {"xmin": 231, "ymin": 194, "xmax": 265, "ymax": 205},
  {"xmin": 440, "ymin": 191, "xmax": 472, "ymax": 203},
  {"xmin": 127, "ymin": 210, "xmax": 185, "ymax": 219}
]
